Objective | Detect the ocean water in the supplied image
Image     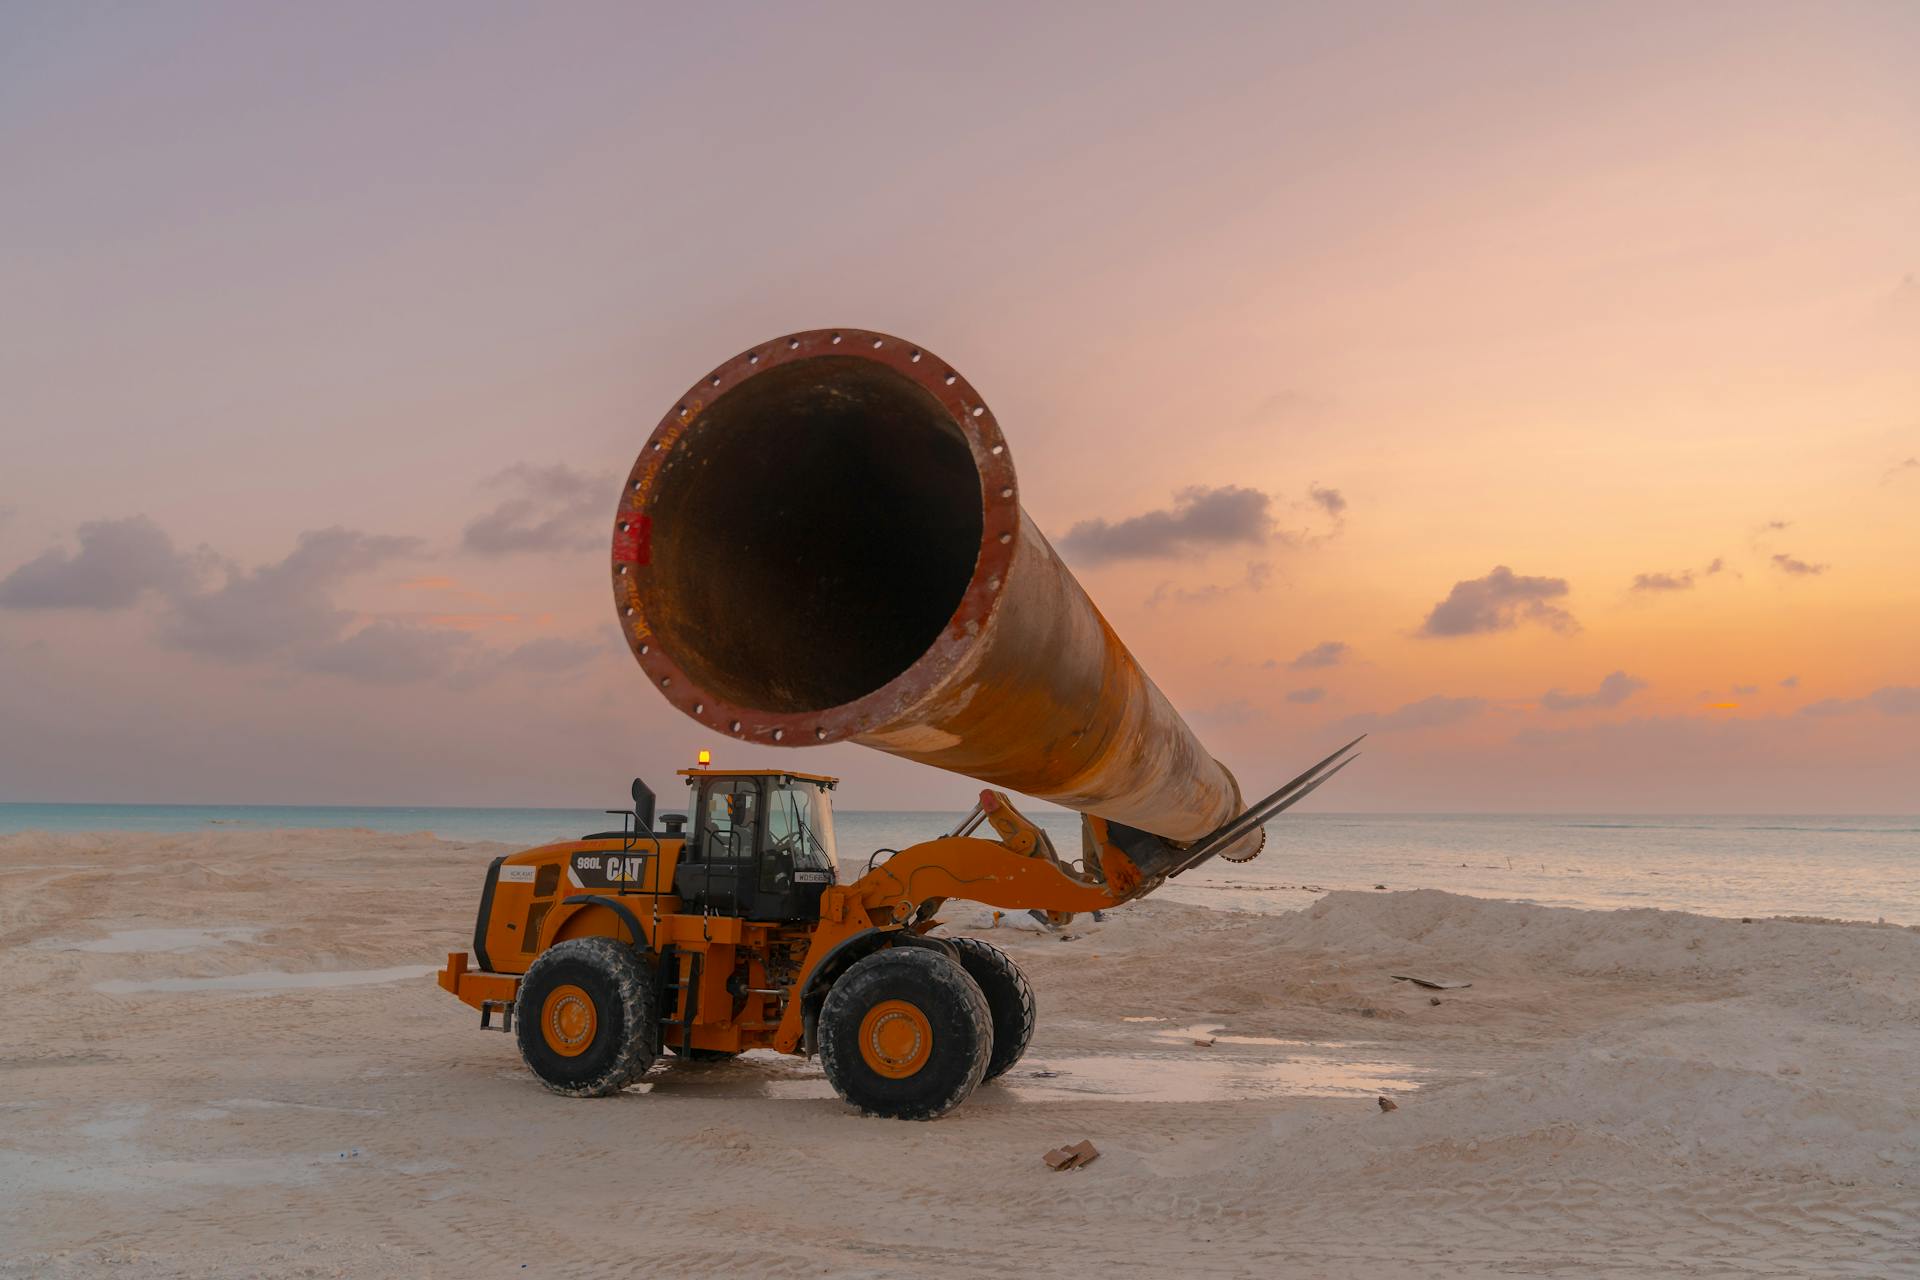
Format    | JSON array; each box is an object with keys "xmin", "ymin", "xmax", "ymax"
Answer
[{"xmin": 2, "ymin": 803, "xmax": 1914, "ymax": 926}]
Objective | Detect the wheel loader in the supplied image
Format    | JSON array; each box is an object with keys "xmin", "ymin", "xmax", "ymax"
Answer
[{"xmin": 437, "ymin": 328, "xmax": 1359, "ymax": 1118}]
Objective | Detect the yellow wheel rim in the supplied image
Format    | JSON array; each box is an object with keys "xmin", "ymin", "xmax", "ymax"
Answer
[
  {"xmin": 858, "ymin": 999, "xmax": 932, "ymax": 1078},
  {"xmin": 541, "ymin": 983, "xmax": 598, "ymax": 1057}
]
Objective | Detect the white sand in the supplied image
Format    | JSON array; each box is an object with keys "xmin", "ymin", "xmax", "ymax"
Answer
[{"xmin": 2, "ymin": 829, "xmax": 1914, "ymax": 1278}]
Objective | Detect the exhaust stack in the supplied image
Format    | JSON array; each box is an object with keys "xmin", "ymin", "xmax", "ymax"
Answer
[{"xmin": 613, "ymin": 329, "xmax": 1262, "ymax": 878}]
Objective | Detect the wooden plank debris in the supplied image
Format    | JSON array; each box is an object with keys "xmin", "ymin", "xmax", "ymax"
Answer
[{"xmin": 1043, "ymin": 1140, "xmax": 1101, "ymax": 1171}]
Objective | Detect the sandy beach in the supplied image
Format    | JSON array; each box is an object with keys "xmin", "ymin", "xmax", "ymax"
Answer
[{"xmin": 3, "ymin": 828, "xmax": 1914, "ymax": 1278}]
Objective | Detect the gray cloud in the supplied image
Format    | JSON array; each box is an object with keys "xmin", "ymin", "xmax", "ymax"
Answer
[
  {"xmin": 302, "ymin": 621, "xmax": 473, "ymax": 685},
  {"xmin": 1062, "ymin": 485, "xmax": 1271, "ymax": 563},
  {"xmin": 1145, "ymin": 560, "xmax": 1272, "ymax": 608},
  {"xmin": 1731, "ymin": 684, "xmax": 1759, "ymax": 696},
  {"xmin": 7, "ymin": 512, "xmax": 596, "ymax": 689},
  {"xmin": 497, "ymin": 635, "xmax": 602, "ymax": 674},
  {"xmin": 0, "ymin": 515, "xmax": 205, "ymax": 610},
  {"xmin": 1308, "ymin": 483, "xmax": 1347, "ymax": 519},
  {"xmin": 1757, "ymin": 519, "xmax": 1792, "ymax": 535},
  {"xmin": 1195, "ymin": 698, "xmax": 1260, "ymax": 727},
  {"xmin": 1632, "ymin": 555, "xmax": 1730, "ymax": 593},
  {"xmin": 1418, "ymin": 566, "xmax": 1576, "ymax": 637},
  {"xmin": 1770, "ymin": 553, "xmax": 1827, "ymax": 577},
  {"xmin": 1779, "ymin": 675, "xmax": 1799, "ymax": 689},
  {"xmin": 1631, "ymin": 570, "xmax": 1693, "ymax": 592},
  {"xmin": 1800, "ymin": 685, "xmax": 1920, "ymax": 717},
  {"xmin": 1540, "ymin": 671, "xmax": 1647, "ymax": 712},
  {"xmin": 330, "ymin": 630, "xmax": 606, "ymax": 689},
  {"xmin": 163, "ymin": 527, "xmax": 422, "ymax": 662},
  {"xmin": 1289, "ymin": 640, "xmax": 1349, "ymax": 669},
  {"xmin": 1285, "ymin": 686, "xmax": 1326, "ymax": 704},
  {"xmin": 462, "ymin": 464, "xmax": 606, "ymax": 557},
  {"xmin": 1340, "ymin": 694, "xmax": 1487, "ymax": 732},
  {"xmin": 446, "ymin": 634, "xmax": 606, "ymax": 691},
  {"xmin": 1883, "ymin": 457, "xmax": 1919, "ymax": 484}
]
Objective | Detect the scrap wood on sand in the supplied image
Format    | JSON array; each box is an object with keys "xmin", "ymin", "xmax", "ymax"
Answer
[{"xmin": 1, "ymin": 828, "xmax": 1914, "ymax": 1278}]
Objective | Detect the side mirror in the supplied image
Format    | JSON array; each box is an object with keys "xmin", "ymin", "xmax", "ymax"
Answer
[{"xmin": 631, "ymin": 778, "xmax": 657, "ymax": 831}]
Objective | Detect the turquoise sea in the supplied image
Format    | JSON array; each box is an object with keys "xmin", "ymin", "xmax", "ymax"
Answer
[{"xmin": 1, "ymin": 804, "xmax": 1914, "ymax": 926}]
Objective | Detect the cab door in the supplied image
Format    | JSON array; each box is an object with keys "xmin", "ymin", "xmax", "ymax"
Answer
[
  {"xmin": 754, "ymin": 779, "xmax": 837, "ymax": 921},
  {"xmin": 672, "ymin": 777, "xmax": 763, "ymax": 916}
]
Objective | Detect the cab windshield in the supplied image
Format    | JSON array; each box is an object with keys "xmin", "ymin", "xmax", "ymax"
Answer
[{"xmin": 767, "ymin": 780, "xmax": 837, "ymax": 875}]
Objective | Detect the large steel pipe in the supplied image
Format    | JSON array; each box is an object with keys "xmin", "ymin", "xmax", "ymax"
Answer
[{"xmin": 612, "ymin": 328, "xmax": 1257, "ymax": 860}]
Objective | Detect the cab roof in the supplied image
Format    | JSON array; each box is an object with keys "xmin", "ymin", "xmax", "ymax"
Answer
[{"xmin": 676, "ymin": 767, "xmax": 839, "ymax": 786}]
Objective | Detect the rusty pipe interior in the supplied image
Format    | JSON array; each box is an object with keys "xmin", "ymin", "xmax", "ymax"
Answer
[{"xmin": 645, "ymin": 357, "xmax": 980, "ymax": 715}]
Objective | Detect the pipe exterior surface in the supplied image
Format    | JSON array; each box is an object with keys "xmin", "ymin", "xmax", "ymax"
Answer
[
  {"xmin": 612, "ymin": 328, "xmax": 1255, "ymax": 855},
  {"xmin": 853, "ymin": 509, "xmax": 1244, "ymax": 841}
]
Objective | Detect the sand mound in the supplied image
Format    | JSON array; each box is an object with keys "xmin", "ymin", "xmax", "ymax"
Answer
[{"xmin": 1267, "ymin": 889, "xmax": 1920, "ymax": 1022}]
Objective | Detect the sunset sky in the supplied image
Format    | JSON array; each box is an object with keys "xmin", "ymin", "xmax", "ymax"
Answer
[{"xmin": 3, "ymin": 3, "xmax": 1915, "ymax": 812}]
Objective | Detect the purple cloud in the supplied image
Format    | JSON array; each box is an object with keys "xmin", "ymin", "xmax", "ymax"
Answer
[
  {"xmin": 463, "ymin": 463, "xmax": 606, "ymax": 557},
  {"xmin": 1540, "ymin": 671, "xmax": 1648, "ymax": 712},
  {"xmin": 1307, "ymin": 483, "xmax": 1347, "ymax": 519},
  {"xmin": 1770, "ymin": 553, "xmax": 1827, "ymax": 577},
  {"xmin": 1062, "ymin": 485, "xmax": 1273, "ymax": 563},
  {"xmin": 1288, "ymin": 640, "xmax": 1349, "ymax": 669},
  {"xmin": 1631, "ymin": 570, "xmax": 1694, "ymax": 592},
  {"xmin": 1340, "ymin": 694, "xmax": 1487, "ymax": 732},
  {"xmin": 1418, "ymin": 566, "xmax": 1576, "ymax": 637},
  {"xmin": 0, "ymin": 515, "xmax": 205, "ymax": 610},
  {"xmin": 1800, "ymin": 686, "xmax": 1920, "ymax": 717}
]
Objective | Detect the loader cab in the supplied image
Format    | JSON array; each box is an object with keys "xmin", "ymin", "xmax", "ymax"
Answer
[{"xmin": 673, "ymin": 769, "xmax": 838, "ymax": 921}]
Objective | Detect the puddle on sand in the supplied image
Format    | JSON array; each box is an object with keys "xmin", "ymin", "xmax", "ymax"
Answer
[
  {"xmin": 1149, "ymin": 1023, "xmax": 1355, "ymax": 1050},
  {"xmin": 625, "ymin": 1046, "xmax": 1421, "ymax": 1104},
  {"xmin": 95, "ymin": 965, "xmax": 434, "ymax": 995},
  {"xmin": 40, "ymin": 926, "xmax": 262, "ymax": 954},
  {"xmin": 197, "ymin": 1098, "xmax": 385, "ymax": 1118},
  {"xmin": 997, "ymin": 1054, "xmax": 1418, "ymax": 1101}
]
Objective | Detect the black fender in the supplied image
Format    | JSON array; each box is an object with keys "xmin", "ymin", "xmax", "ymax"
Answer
[
  {"xmin": 794, "ymin": 927, "xmax": 962, "ymax": 1054},
  {"xmin": 796, "ymin": 927, "xmax": 881, "ymax": 1056},
  {"xmin": 473, "ymin": 855, "xmax": 507, "ymax": 972},
  {"xmin": 559, "ymin": 894, "xmax": 653, "ymax": 961},
  {"xmin": 797, "ymin": 927, "xmax": 885, "ymax": 1010},
  {"xmin": 889, "ymin": 930, "xmax": 959, "ymax": 962}
]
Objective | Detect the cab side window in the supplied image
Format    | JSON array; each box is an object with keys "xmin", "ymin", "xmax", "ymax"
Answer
[{"xmin": 768, "ymin": 784, "xmax": 832, "ymax": 872}]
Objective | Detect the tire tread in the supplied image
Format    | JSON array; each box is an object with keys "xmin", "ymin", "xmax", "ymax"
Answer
[
  {"xmin": 818, "ymin": 947, "xmax": 991, "ymax": 1120},
  {"xmin": 514, "ymin": 936, "xmax": 656, "ymax": 1097},
  {"xmin": 948, "ymin": 936, "xmax": 1036, "ymax": 1082}
]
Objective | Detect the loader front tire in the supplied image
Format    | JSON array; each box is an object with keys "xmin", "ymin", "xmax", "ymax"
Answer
[
  {"xmin": 818, "ymin": 947, "xmax": 992, "ymax": 1120},
  {"xmin": 515, "ymin": 937, "xmax": 656, "ymax": 1097},
  {"xmin": 948, "ymin": 937, "xmax": 1035, "ymax": 1082}
]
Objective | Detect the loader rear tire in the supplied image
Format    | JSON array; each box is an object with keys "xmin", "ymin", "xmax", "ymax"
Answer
[
  {"xmin": 515, "ymin": 937, "xmax": 656, "ymax": 1097},
  {"xmin": 948, "ymin": 937, "xmax": 1035, "ymax": 1082},
  {"xmin": 818, "ymin": 947, "xmax": 992, "ymax": 1120}
]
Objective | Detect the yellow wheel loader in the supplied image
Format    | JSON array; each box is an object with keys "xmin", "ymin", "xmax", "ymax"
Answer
[{"xmin": 437, "ymin": 329, "xmax": 1359, "ymax": 1118}]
